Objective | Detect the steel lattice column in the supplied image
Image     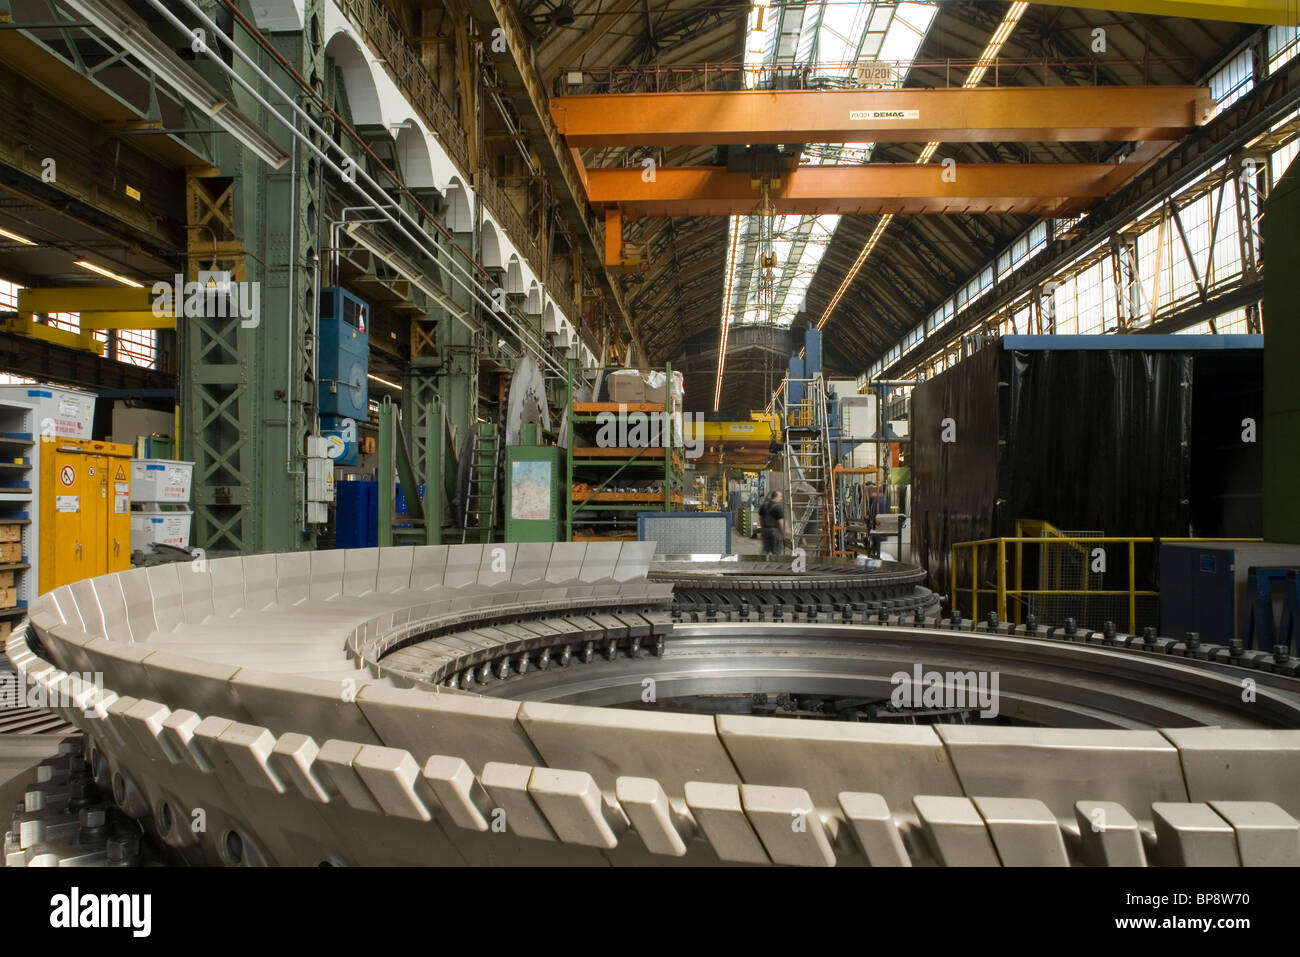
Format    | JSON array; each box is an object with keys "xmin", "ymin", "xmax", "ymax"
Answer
[
  {"xmin": 403, "ymin": 225, "xmax": 478, "ymax": 535},
  {"xmin": 181, "ymin": 176, "xmax": 254, "ymax": 552},
  {"xmin": 181, "ymin": 1, "xmax": 324, "ymax": 553}
]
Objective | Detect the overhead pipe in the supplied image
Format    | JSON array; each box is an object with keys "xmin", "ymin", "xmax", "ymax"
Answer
[{"xmin": 137, "ymin": 0, "xmax": 567, "ymax": 377}]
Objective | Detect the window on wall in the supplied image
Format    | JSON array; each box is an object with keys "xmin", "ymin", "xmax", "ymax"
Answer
[
  {"xmin": 0, "ymin": 276, "xmax": 157, "ymax": 369},
  {"xmin": 1178, "ymin": 308, "xmax": 1256, "ymax": 335},
  {"xmin": 876, "ymin": 111, "xmax": 1283, "ymax": 380},
  {"xmin": 1268, "ymin": 25, "xmax": 1300, "ymax": 74},
  {"xmin": 1074, "ymin": 261, "xmax": 1105, "ymax": 333},
  {"xmin": 1028, "ymin": 222, "xmax": 1048, "ymax": 255},
  {"xmin": 1271, "ymin": 115, "xmax": 1300, "ymax": 181},
  {"xmin": 115, "ymin": 327, "xmax": 157, "ymax": 368},
  {"xmin": 1209, "ymin": 47, "xmax": 1254, "ymax": 118},
  {"xmin": 903, "ymin": 321, "xmax": 924, "ymax": 353}
]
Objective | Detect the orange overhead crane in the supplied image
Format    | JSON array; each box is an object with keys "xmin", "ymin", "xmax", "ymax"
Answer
[
  {"xmin": 550, "ymin": 86, "xmax": 1211, "ymax": 148},
  {"xmin": 586, "ymin": 163, "xmax": 1122, "ymax": 219},
  {"xmin": 551, "ymin": 85, "xmax": 1212, "ymax": 266},
  {"xmin": 1033, "ymin": 0, "xmax": 1300, "ymax": 25}
]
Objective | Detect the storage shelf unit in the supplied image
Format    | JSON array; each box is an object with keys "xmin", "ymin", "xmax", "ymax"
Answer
[
  {"xmin": 0, "ymin": 401, "xmax": 37, "ymax": 626},
  {"xmin": 565, "ymin": 362, "xmax": 684, "ymax": 541}
]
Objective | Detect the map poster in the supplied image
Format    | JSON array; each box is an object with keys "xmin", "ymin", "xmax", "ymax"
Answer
[{"xmin": 510, "ymin": 460, "xmax": 552, "ymax": 521}]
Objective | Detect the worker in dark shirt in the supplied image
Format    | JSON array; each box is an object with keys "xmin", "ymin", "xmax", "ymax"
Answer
[
  {"xmin": 759, "ymin": 491, "xmax": 786, "ymax": 555},
  {"xmin": 866, "ymin": 484, "xmax": 882, "ymax": 527},
  {"xmin": 865, "ymin": 484, "xmax": 882, "ymax": 557}
]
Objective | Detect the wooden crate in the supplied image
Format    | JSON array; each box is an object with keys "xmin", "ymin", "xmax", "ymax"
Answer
[
  {"xmin": 0, "ymin": 523, "xmax": 19, "ymax": 543},
  {"xmin": 0, "ymin": 586, "xmax": 15, "ymax": 609},
  {"xmin": 0, "ymin": 570, "xmax": 14, "ymax": 589},
  {"xmin": 0, "ymin": 542, "xmax": 18, "ymax": 563}
]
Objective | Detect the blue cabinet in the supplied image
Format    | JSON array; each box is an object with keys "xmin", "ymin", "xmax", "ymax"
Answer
[{"xmin": 319, "ymin": 288, "xmax": 369, "ymax": 420}]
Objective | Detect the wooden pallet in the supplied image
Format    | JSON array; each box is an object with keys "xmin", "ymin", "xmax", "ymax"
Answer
[
  {"xmin": 572, "ymin": 491, "xmax": 684, "ymax": 503},
  {"xmin": 570, "ymin": 531, "xmax": 638, "ymax": 542},
  {"xmin": 571, "ymin": 446, "xmax": 668, "ymax": 459}
]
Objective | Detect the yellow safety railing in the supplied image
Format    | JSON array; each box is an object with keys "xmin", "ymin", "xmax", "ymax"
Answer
[{"xmin": 950, "ymin": 531, "xmax": 1261, "ymax": 633}]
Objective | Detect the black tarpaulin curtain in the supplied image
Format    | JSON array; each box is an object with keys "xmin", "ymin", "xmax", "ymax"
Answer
[{"xmin": 913, "ymin": 346, "xmax": 1194, "ymax": 604}]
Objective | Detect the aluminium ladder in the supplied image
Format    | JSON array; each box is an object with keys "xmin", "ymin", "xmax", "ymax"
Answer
[{"xmin": 781, "ymin": 374, "xmax": 837, "ymax": 556}]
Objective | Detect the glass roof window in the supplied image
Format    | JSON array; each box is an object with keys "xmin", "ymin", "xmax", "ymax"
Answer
[{"xmin": 726, "ymin": 2, "xmax": 939, "ymax": 331}]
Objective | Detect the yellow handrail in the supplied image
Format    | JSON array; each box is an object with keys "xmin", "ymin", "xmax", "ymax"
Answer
[{"xmin": 950, "ymin": 534, "xmax": 1262, "ymax": 632}]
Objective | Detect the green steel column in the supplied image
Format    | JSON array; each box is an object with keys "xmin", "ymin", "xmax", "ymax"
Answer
[
  {"xmin": 425, "ymin": 399, "xmax": 441, "ymax": 545},
  {"xmin": 565, "ymin": 359, "xmax": 574, "ymax": 541},
  {"xmin": 182, "ymin": 0, "xmax": 322, "ymax": 554},
  {"xmin": 378, "ymin": 401, "xmax": 395, "ymax": 548},
  {"xmin": 433, "ymin": 231, "xmax": 478, "ymax": 494}
]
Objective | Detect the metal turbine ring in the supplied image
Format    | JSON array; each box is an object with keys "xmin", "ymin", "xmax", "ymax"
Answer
[{"xmin": 7, "ymin": 541, "xmax": 1300, "ymax": 867}]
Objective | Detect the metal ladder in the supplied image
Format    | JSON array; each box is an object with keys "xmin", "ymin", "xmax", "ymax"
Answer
[
  {"xmin": 461, "ymin": 422, "xmax": 499, "ymax": 544},
  {"xmin": 781, "ymin": 374, "xmax": 836, "ymax": 555}
]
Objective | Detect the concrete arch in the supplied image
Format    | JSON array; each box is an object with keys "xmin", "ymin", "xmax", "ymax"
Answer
[
  {"xmin": 394, "ymin": 122, "xmax": 436, "ymax": 189},
  {"xmin": 505, "ymin": 255, "xmax": 525, "ymax": 295},
  {"xmin": 543, "ymin": 301, "xmax": 559, "ymax": 335},
  {"xmin": 445, "ymin": 176, "xmax": 473, "ymax": 233},
  {"xmin": 324, "ymin": 31, "xmax": 385, "ymax": 128},
  {"xmin": 429, "ymin": 147, "xmax": 462, "ymax": 193},
  {"xmin": 249, "ymin": 0, "xmax": 302, "ymax": 30},
  {"xmin": 524, "ymin": 281, "xmax": 543, "ymax": 316},
  {"xmin": 481, "ymin": 219, "xmax": 505, "ymax": 271}
]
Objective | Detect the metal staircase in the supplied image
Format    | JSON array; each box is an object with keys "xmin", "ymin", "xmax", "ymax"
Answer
[
  {"xmin": 781, "ymin": 374, "xmax": 837, "ymax": 555},
  {"xmin": 460, "ymin": 421, "xmax": 500, "ymax": 544}
]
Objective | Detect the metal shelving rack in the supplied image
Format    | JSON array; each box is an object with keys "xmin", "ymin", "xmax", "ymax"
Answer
[
  {"xmin": 0, "ymin": 399, "xmax": 37, "ymax": 626},
  {"xmin": 565, "ymin": 361, "xmax": 684, "ymax": 541}
]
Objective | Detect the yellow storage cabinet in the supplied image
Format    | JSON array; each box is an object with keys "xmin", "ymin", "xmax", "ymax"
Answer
[{"xmin": 39, "ymin": 438, "xmax": 131, "ymax": 593}]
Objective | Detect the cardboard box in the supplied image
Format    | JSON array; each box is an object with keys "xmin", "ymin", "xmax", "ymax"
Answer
[
  {"xmin": 0, "ymin": 586, "xmax": 15, "ymax": 609},
  {"xmin": 111, "ymin": 404, "xmax": 174, "ymax": 447},
  {"xmin": 0, "ymin": 384, "xmax": 94, "ymax": 439},
  {"xmin": 0, "ymin": 570, "xmax": 14, "ymax": 589},
  {"xmin": 130, "ymin": 507, "xmax": 193, "ymax": 550},
  {"xmin": 0, "ymin": 542, "xmax": 19, "ymax": 563},
  {"xmin": 131, "ymin": 459, "xmax": 193, "ymax": 503},
  {"xmin": 607, "ymin": 371, "xmax": 646, "ymax": 404},
  {"xmin": 0, "ymin": 523, "xmax": 20, "ymax": 543}
]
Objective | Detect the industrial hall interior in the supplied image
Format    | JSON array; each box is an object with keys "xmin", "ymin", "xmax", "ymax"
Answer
[{"xmin": 3, "ymin": 0, "xmax": 1300, "ymax": 874}]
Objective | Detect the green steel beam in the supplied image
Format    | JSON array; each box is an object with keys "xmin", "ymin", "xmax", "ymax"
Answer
[{"xmin": 378, "ymin": 400, "xmax": 395, "ymax": 548}]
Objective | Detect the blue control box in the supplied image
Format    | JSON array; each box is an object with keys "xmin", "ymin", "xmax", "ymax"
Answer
[{"xmin": 319, "ymin": 288, "xmax": 370, "ymax": 419}]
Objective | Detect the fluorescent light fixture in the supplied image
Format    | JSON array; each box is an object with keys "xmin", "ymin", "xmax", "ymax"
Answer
[
  {"xmin": 817, "ymin": 215, "xmax": 892, "ymax": 331},
  {"xmin": 60, "ymin": 0, "xmax": 290, "ymax": 169},
  {"xmin": 367, "ymin": 372, "xmax": 402, "ymax": 391},
  {"xmin": 962, "ymin": 2, "xmax": 1028, "ymax": 89},
  {"xmin": 0, "ymin": 227, "xmax": 36, "ymax": 246},
  {"xmin": 713, "ymin": 215, "xmax": 744, "ymax": 411},
  {"xmin": 74, "ymin": 260, "xmax": 143, "ymax": 287},
  {"xmin": 344, "ymin": 222, "xmax": 478, "ymax": 332}
]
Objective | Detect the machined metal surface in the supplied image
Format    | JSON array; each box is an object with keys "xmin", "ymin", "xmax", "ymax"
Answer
[
  {"xmin": 6, "ymin": 541, "xmax": 1300, "ymax": 867},
  {"xmin": 650, "ymin": 555, "xmax": 938, "ymax": 613}
]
